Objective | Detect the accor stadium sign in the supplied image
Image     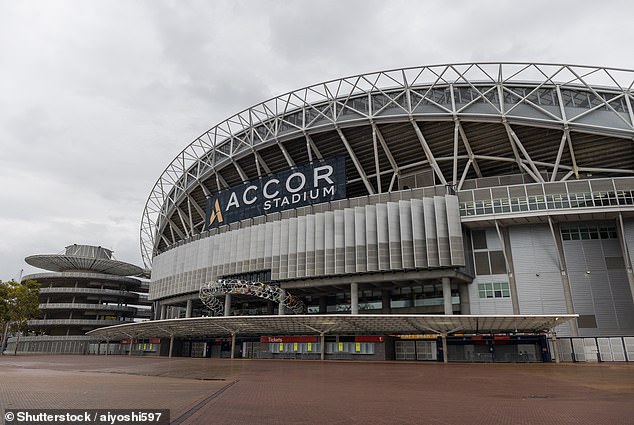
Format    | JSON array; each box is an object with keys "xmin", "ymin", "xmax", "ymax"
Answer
[{"xmin": 204, "ymin": 158, "xmax": 346, "ymax": 229}]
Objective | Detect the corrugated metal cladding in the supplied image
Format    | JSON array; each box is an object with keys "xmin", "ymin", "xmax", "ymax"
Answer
[{"xmin": 149, "ymin": 195, "xmax": 465, "ymax": 300}]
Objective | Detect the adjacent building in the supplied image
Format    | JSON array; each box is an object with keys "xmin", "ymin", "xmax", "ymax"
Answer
[{"xmin": 8, "ymin": 244, "xmax": 151, "ymax": 354}]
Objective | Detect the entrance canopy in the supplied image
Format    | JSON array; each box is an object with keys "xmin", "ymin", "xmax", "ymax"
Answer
[{"xmin": 87, "ymin": 314, "xmax": 577, "ymax": 340}]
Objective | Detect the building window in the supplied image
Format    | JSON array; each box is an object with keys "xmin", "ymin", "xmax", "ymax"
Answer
[
  {"xmin": 561, "ymin": 225, "xmax": 617, "ymax": 241},
  {"xmin": 478, "ymin": 282, "xmax": 510, "ymax": 299}
]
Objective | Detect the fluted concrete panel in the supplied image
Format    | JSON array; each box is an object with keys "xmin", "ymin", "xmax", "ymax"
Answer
[
  {"xmin": 335, "ymin": 210, "xmax": 345, "ymax": 274},
  {"xmin": 229, "ymin": 229, "xmax": 238, "ymax": 274},
  {"xmin": 423, "ymin": 197, "xmax": 439, "ymax": 267},
  {"xmin": 314, "ymin": 213, "xmax": 325, "ymax": 276},
  {"xmin": 288, "ymin": 218, "xmax": 298, "ymax": 279},
  {"xmin": 279, "ymin": 219, "xmax": 290, "ymax": 280},
  {"xmin": 296, "ymin": 216, "xmax": 306, "ymax": 278},
  {"xmin": 445, "ymin": 195, "xmax": 465, "ymax": 265},
  {"xmin": 325, "ymin": 211, "xmax": 336, "ymax": 275},
  {"xmin": 256, "ymin": 224, "xmax": 265, "ymax": 270},
  {"xmin": 264, "ymin": 222, "xmax": 274, "ymax": 270},
  {"xmin": 399, "ymin": 200, "xmax": 415, "ymax": 269},
  {"xmin": 345, "ymin": 208, "xmax": 356, "ymax": 273},
  {"xmin": 271, "ymin": 221, "xmax": 281, "ymax": 280},
  {"xmin": 355, "ymin": 206, "xmax": 367, "ymax": 273},
  {"xmin": 240, "ymin": 227, "xmax": 249, "ymax": 273},
  {"xmin": 151, "ymin": 195, "xmax": 466, "ymax": 300},
  {"xmin": 388, "ymin": 202, "xmax": 403, "ymax": 269},
  {"xmin": 434, "ymin": 196, "xmax": 450, "ymax": 267},
  {"xmin": 365, "ymin": 205, "xmax": 378, "ymax": 272},
  {"xmin": 411, "ymin": 198, "xmax": 427, "ymax": 269},
  {"xmin": 377, "ymin": 203, "xmax": 390, "ymax": 270},
  {"xmin": 305, "ymin": 214, "xmax": 315, "ymax": 277}
]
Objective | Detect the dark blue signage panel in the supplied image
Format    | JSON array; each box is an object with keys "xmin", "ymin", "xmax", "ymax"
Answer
[{"xmin": 205, "ymin": 158, "xmax": 346, "ymax": 229}]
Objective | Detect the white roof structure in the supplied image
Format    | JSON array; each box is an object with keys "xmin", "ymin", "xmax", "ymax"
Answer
[
  {"xmin": 87, "ymin": 314, "xmax": 577, "ymax": 340},
  {"xmin": 141, "ymin": 62, "xmax": 634, "ymax": 268}
]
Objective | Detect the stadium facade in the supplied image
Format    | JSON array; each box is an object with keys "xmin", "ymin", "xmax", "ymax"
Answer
[{"xmin": 101, "ymin": 63, "xmax": 634, "ymax": 362}]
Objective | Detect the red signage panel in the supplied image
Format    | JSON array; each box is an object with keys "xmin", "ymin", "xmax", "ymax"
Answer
[{"xmin": 260, "ymin": 336, "xmax": 319, "ymax": 343}]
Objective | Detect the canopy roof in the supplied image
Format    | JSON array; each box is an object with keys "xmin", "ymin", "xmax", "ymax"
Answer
[{"xmin": 87, "ymin": 314, "xmax": 577, "ymax": 340}]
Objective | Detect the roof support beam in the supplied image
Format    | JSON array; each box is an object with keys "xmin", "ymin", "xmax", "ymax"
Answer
[
  {"xmin": 456, "ymin": 121, "xmax": 482, "ymax": 178},
  {"xmin": 255, "ymin": 151, "xmax": 272, "ymax": 175},
  {"xmin": 551, "ymin": 132, "xmax": 568, "ymax": 182},
  {"xmin": 278, "ymin": 142, "xmax": 296, "ymax": 169},
  {"xmin": 175, "ymin": 206, "xmax": 191, "ymax": 238},
  {"xmin": 410, "ymin": 119, "xmax": 448, "ymax": 186},
  {"xmin": 453, "ymin": 120, "xmax": 460, "ymax": 186},
  {"xmin": 457, "ymin": 159, "xmax": 472, "ymax": 191},
  {"xmin": 371, "ymin": 122, "xmax": 400, "ymax": 193},
  {"xmin": 372, "ymin": 123, "xmax": 382, "ymax": 192},
  {"xmin": 232, "ymin": 159, "xmax": 249, "ymax": 183},
  {"xmin": 503, "ymin": 121, "xmax": 543, "ymax": 182},
  {"xmin": 336, "ymin": 126, "xmax": 375, "ymax": 195},
  {"xmin": 305, "ymin": 133, "xmax": 324, "ymax": 163}
]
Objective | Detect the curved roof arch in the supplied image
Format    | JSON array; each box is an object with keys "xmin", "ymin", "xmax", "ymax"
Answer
[{"xmin": 141, "ymin": 62, "xmax": 634, "ymax": 268}]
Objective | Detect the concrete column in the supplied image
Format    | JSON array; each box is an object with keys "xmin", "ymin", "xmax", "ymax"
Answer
[
  {"xmin": 459, "ymin": 283, "xmax": 471, "ymax": 314},
  {"xmin": 128, "ymin": 340, "xmax": 133, "ymax": 356},
  {"xmin": 442, "ymin": 277, "xmax": 453, "ymax": 315},
  {"xmin": 168, "ymin": 335, "xmax": 174, "ymax": 358},
  {"xmin": 351, "ymin": 283, "xmax": 359, "ymax": 315},
  {"xmin": 230, "ymin": 333, "xmax": 236, "ymax": 359},
  {"xmin": 319, "ymin": 296, "xmax": 328, "ymax": 314},
  {"xmin": 105, "ymin": 339, "xmax": 109, "ymax": 356},
  {"xmin": 160, "ymin": 304, "xmax": 167, "ymax": 320},
  {"xmin": 278, "ymin": 289, "xmax": 286, "ymax": 315},
  {"xmin": 224, "ymin": 294, "xmax": 232, "ymax": 317},
  {"xmin": 616, "ymin": 213, "xmax": 634, "ymax": 304},
  {"xmin": 320, "ymin": 333, "xmax": 326, "ymax": 360},
  {"xmin": 551, "ymin": 333, "xmax": 560, "ymax": 364},
  {"xmin": 493, "ymin": 222, "xmax": 521, "ymax": 314},
  {"xmin": 185, "ymin": 299, "xmax": 193, "ymax": 318},
  {"xmin": 381, "ymin": 289, "xmax": 391, "ymax": 314},
  {"xmin": 548, "ymin": 217, "xmax": 579, "ymax": 336},
  {"xmin": 441, "ymin": 333, "xmax": 448, "ymax": 364}
]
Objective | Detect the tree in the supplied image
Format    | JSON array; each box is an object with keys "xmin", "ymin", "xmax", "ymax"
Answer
[{"xmin": 0, "ymin": 279, "xmax": 40, "ymax": 355}]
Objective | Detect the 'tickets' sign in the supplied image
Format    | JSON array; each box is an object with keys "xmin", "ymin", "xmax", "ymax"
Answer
[{"xmin": 205, "ymin": 158, "xmax": 346, "ymax": 229}]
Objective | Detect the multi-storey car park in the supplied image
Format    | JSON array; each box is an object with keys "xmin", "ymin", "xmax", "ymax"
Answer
[
  {"xmin": 7, "ymin": 244, "xmax": 151, "ymax": 354},
  {"xmin": 89, "ymin": 63, "xmax": 634, "ymax": 362}
]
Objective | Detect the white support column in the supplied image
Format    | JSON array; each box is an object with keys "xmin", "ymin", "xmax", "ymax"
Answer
[
  {"xmin": 551, "ymin": 333, "xmax": 560, "ymax": 364},
  {"xmin": 105, "ymin": 339, "xmax": 109, "ymax": 356},
  {"xmin": 224, "ymin": 294, "xmax": 232, "ymax": 317},
  {"xmin": 351, "ymin": 283, "xmax": 359, "ymax": 315},
  {"xmin": 320, "ymin": 333, "xmax": 326, "ymax": 361},
  {"xmin": 442, "ymin": 277, "xmax": 453, "ymax": 315},
  {"xmin": 185, "ymin": 299, "xmax": 193, "ymax": 318},
  {"xmin": 441, "ymin": 333, "xmax": 448, "ymax": 364},
  {"xmin": 230, "ymin": 333, "xmax": 236, "ymax": 360},
  {"xmin": 459, "ymin": 283, "xmax": 470, "ymax": 315},
  {"xmin": 160, "ymin": 304, "xmax": 166, "ymax": 320},
  {"xmin": 168, "ymin": 335, "xmax": 174, "ymax": 358},
  {"xmin": 278, "ymin": 289, "xmax": 286, "ymax": 315}
]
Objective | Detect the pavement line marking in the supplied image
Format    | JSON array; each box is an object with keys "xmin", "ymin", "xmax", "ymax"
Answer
[{"xmin": 171, "ymin": 379, "xmax": 239, "ymax": 425}]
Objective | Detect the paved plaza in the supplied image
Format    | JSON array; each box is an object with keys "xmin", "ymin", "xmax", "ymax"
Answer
[{"xmin": 1, "ymin": 355, "xmax": 633, "ymax": 425}]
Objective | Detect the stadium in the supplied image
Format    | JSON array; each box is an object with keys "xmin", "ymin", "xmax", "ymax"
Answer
[{"xmin": 91, "ymin": 63, "xmax": 634, "ymax": 362}]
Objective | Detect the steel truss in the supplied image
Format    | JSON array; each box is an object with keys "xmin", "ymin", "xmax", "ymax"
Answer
[
  {"xmin": 199, "ymin": 279, "xmax": 306, "ymax": 315},
  {"xmin": 142, "ymin": 63, "xmax": 634, "ymax": 268}
]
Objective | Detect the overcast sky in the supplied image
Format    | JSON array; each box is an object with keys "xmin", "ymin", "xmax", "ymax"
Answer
[{"xmin": 1, "ymin": 0, "xmax": 633, "ymax": 280}]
